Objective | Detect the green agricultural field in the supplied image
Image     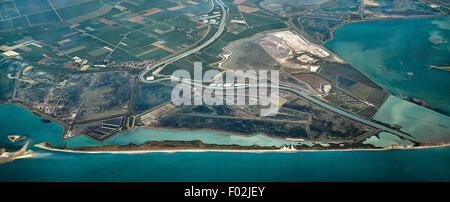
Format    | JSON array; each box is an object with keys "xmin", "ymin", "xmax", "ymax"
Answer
[
  {"xmin": 139, "ymin": 48, "xmax": 172, "ymax": 61},
  {"xmin": 56, "ymin": 0, "xmax": 104, "ymax": 21},
  {"xmin": 14, "ymin": 0, "xmax": 52, "ymax": 15},
  {"xmin": 0, "ymin": 1, "xmax": 19, "ymax": 19},
  {"xmin": 10, "ymin": 16, "xmax": 29, "ymax": 29},
  {"xmin": 27, "ymin": 10, "xmax": 61, "ymax": 26},
  {"xmin": 0, "ymin": 0, "xmax": 214, "ymax": 68}
]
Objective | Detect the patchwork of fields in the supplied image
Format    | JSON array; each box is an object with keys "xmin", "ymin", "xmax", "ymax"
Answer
[
  {"xmin": 0, "ymin": 0, "xmax": 212, "ymax": 69},
  {"xmin": 1, "ymin": 0, "xmax": 444, "ymax": 145}
]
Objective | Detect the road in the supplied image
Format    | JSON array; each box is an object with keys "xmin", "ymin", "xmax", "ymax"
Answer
[
  {"xmin": 139, "ymin": 0, "xmax": 228, "ymax": 83},
  {"xmin": 278, "ymin": 86, "xmax": 419, "ymax": 142},
  {"xmin": 176, "ymin": 79, "xmax": 420, "ymax": 142},
  {"xmin": 135, "ymin": 0, "xmax": 419, "ymax": 143}
]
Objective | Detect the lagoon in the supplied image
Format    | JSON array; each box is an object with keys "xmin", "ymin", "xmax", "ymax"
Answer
[
  {"xmin": 2, "ymin": 16, "xmax": 450, "ymax": 181},
  {"xmin": 0, "ymin": 104, "xmax": 304, "ymax": 150},
  {"xmin": 1, "ymin": 104, "xmax": 450, "ymax": 181},
  {"xmin": 325, "ymin": 16, "xmax": 450, "ymax": 115},
  {"xmin": 325, "ymin": 16, "xmax": 450, "ymax": 144},
  {"xmin": 374, "ymin": 96, "xmax": 450, "ymax": 143}
]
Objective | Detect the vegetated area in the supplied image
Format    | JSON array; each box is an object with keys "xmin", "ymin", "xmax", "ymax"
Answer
[
  {"xmin": 159, "ymin": 0, "xmax": 289, "ymax": 75},
  {"xmin": 133, "ymin": 81, "xmax": 173, "ymax": 115},
  {"xmin": 13, "ymin": 64, "xmax": 134, "ymax": 124},
  {"xmin": 153, "ymin": 90, "xmax": 377, "ymax": 143},
  {"xmin": 0, "ymin": 56, "xmax": 139, "ymax": 140},
  {"xmin": 0, "ymin": 0, "xmax": 417, "ymax": 146},
  {"xmin": 0, "ymin": 0, "xmax": 218, "ymax": 140},
  {"xmin": 0, "ymin": 59, "xmax": 23, "ymax": 100},
  {"xmin": 0, "ymin": 0, "xmax": 212, "ymax": 71}
]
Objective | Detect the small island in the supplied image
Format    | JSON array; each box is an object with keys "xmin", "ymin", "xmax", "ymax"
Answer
[
  {"xmin": 8, "ymin": 135, "xmax": 26, "ymax": 143},
  {"xmin": 0, "ymin": 142, "xmax": 36, "ymax": 164}
]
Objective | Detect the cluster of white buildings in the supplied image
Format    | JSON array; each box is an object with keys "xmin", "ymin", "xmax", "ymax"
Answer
[{"xmin": 196, "ymin": 11, "xmax": 221, "ymax": 25}]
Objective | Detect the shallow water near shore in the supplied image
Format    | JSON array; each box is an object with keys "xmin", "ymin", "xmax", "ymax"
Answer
[
  {"xmin": 0, "ymin": 104, "xmax": 305, "ymax": 149},
  {"xmin": 63, "ymin": 128, "xmax": 309, "ymax": 148},
  {"xmin": 325, "ymin": 16, "xmax": 450, "ymax": 115},
  {"xmin": 2, "ymin": 16, "xmax": 450, "ymax": 181},
  {"xmin": 2, "ymin": 104, "xmax": 450, "ymax": 181},
  {"xmin": 325, "ymin": 16, "xmax": 450, "ymax": 145},
  {"xmin": 374, "ymin": 96, "xmax": 450, "ymax": 143},
  {"xmin": 1, "ymin": 148, "xmax": 450, "ymax": 182}
]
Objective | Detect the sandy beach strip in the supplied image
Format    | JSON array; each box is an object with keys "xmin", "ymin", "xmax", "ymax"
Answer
[{"xmin": 34, "ymin": 143, "xmax": 450, "ymax": 155}]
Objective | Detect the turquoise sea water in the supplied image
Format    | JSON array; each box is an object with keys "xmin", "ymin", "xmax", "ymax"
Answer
[
  {"xmin": 63, "ymin": 128, "xmax": 309, "ymax": 148},
  {"xmin": 0, "ymin": 105, "xmax": 64, "ymax": 150},
  {"xmin": 325, "ymin": 16, "xmax": 450, "ymax": 145},
  {"xmin": 373, "ymin": 96, "xmax": 450, "ymax": 143},
  {"xmin": 0, "ymin": 104, "xmax": 305, "ymax": 149},
  {"xmin": 1, "ymin": 104, "xmax": 450, "ymax": 181},
  {"xmin": 1, "ymin": 148, "xmax": 450, "ymax": 182},
  {"xmin": 325, "ymin": 16, "xmax": 450, "ymax": 115}
]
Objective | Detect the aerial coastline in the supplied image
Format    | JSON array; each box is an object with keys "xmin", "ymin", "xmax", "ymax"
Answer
[
  {"xmin": 324, "ymin": 14, "xmax": 449, "ymax": 45},
  {"xmin": 34, "ymin": 141, "xmax": 450, "ymax": 155},
  {"xmin": 0, "ymin": 102, "xmax": 70, "ymax": 138},
  {"xmin": 0, "ymin": 0, "xmax": 449, "ymax": 182},
  {"xmin": 1, "ymin": 102, "xmax": 447, "ymax": 154},
  {"xmin": 0, "ymin": 0, "xmax": 447, "ymax": 152},
  {"xmin": 2, "ymin": 0, "xmax": 446, "ymax": 150}
]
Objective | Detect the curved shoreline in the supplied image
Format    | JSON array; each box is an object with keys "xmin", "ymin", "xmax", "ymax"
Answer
[
  {"xmin": 3, "ymin": 14, "xmax": 449, "ymax": 157},
  {"xmin": 322, "ymin": 13, "xmax": 448, "ymax": 45},
  {"xmin": 34, "ymin": 142, "xmax": 450, "ymax": 155},
  {"xmin": 138, "ymin": 126, "xmax": 324, "ymax": 145}
]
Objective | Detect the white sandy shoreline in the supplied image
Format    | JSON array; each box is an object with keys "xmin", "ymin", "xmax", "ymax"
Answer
[{"xmin": 34, "ymin": 143, "xmax": 450, "ymax": 155}]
